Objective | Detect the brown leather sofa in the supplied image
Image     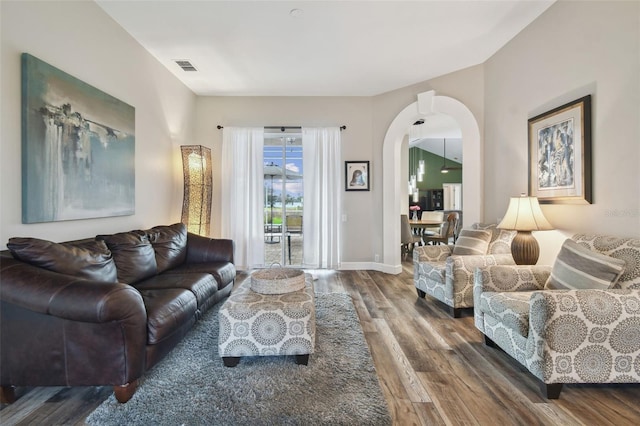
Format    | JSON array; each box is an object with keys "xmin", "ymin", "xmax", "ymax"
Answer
[{"xmin": 0, "ymin": 223, "xmax": 235, "ymax": 403}]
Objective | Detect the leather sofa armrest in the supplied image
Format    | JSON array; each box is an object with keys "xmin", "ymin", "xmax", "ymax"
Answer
[
  {"xmin": 413, "ymin": 245, "xmax": 452, "ymax": 263},
  {"xmin": 1, "ymin": 260, "xmax": 146, "ymax": 323},
  {"xmin": 1, "ymin": 257, "xmax": 147, "ymax": 390},
  {"xmin": 185, "ymin": 233, "xmax": 235, "ymax": 264}
]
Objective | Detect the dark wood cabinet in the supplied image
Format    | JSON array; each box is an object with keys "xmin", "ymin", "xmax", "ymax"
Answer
[
  {"xmin": 410, "ymin": 189, "xmax": 444, "ymax": 211},
  {"xmin": 426, "ymin": 189, "xmax": 444, "ymax": 210}
]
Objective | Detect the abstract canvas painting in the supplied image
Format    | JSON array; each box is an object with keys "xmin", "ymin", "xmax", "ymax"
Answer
[{"xmin": 21, "ymin": 53, "xmax": 135, "ymax": 223}]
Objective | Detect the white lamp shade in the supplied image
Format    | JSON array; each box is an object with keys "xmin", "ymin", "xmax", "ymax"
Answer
[{"xmin": 497, "ymin": 195, "xmax": 553, "ymax": 231}]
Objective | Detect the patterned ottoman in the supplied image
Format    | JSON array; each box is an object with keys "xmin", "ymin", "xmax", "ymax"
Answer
[{"xmin": 218, "ymin": 273, "xmax": 316, "ymax": 367}]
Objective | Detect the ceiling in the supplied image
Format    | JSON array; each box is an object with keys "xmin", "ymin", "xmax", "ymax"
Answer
[
  {"xmin": 410, "ymin": 113, "xmax": 462, "ymax": 162},
  {"xmin": 95, "ymin": 0, "xmax": 555, "ymax": 97}
]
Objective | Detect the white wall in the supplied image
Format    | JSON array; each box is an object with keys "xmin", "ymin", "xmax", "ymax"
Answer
[
  {"xmin": 194, "ymin": 96, "xmax": 375, "ymax": 264},
  {"xmin": 2, "ymin": 1, "xmax": 636, "ymax": 269},
  {"xmin": 484, "ymin": 0, "xmax": 640, "ymax": 264},
  {"xmin": 0, "ymin": 0, "xmax": 197, "ymax": 248},
  {"xmin": 372, "ymin": 65, "xmax": 485, "ymax": 224},
  {"xmin": 195, "ymin": 65, "xmax": 484, "ymax": 268}
]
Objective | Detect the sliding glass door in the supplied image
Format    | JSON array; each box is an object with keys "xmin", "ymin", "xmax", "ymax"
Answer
[{"xmin": 263, "ymin": 130, "xmax": 303, "ymax": 266}]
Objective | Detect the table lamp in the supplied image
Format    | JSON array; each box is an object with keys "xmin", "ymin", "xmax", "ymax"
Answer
[{"xmin": 497, "ymin": 194, "xmax": 553, "ymax": 265}]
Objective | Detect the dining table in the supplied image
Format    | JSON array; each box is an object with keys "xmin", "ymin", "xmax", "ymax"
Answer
[
  {"xmin": 408, "ymin": 220, "xmax": 444, "ymax": 240},
  {"xmin": 408, "ymin": 220, "xmax": 444, "ymax": 229}
]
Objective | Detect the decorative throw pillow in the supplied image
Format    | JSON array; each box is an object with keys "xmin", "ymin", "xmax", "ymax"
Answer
[
  {"xmin": 135, "ymin": 223, "xmax": 188, "ymax": 273},
  {"xmin": 544, "ymin": 239, "xmax": 627, "ymax": 290},
  {"xmin": 7, "ymin": 237, "xmax": 117, "ymax": 282},
  {"xmin": 97, "ymin": 232, "xmax": 158, "ymax": 284},
  {"xmin": 452, "ymin": 229, "xmax": 492, "ymax": 256},
  {"xmin": 471, "ymin": 223, "xmax": 514, "ymax": 254}
]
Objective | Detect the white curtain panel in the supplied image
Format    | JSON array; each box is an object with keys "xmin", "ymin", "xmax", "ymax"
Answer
[
  {"xmin": 221, "ymin": 127, "xmax": 265, "ymax": 270},
  {"xmin": 302, "ymin": 127, "xmax": 342, "ymax": 269}
]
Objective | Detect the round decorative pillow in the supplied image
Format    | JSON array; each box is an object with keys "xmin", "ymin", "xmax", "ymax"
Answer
[{"xmin": 251, "ymin": 268, "xmax": 306, "ymax": 294}]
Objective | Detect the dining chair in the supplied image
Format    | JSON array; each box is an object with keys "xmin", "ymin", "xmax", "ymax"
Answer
[
  {"xmin": 401, "ymin": 214, "xmax": 422, "ymax": 258},
  {"xmin": 285, "ymin": 215, "xmax": 303, "ymax": 264},
  {"xmin": 423, "ymin": 212, "xmax": 458, "ymax": 245},
  {"xmin": 419, "ymin": 211, "xmax": 444, "ymax": 236}
]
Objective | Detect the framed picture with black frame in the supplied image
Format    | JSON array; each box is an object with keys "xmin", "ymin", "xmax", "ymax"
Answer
[
  {"xmin": 528, "ymin": 95, "xmax": 592, "ymax": 204},
  {"xmin": 345, "ymin": 161, "xmax": 370, "ymax": 191}
]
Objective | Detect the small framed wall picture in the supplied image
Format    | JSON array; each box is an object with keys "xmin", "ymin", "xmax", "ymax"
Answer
[{"xmin": 345, "ymin": 161, "xmax": 370, "ymax": 191}]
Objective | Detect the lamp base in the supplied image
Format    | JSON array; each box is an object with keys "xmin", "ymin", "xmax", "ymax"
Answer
[{"xmin": 511, "ymin": 231, "xmax": 540, "ymax": 265}]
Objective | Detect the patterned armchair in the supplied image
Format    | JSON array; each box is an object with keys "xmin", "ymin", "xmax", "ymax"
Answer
[
  {"xmin": 474, "ymin": 234, "xmax": 640, "ymax": 399},
  {"xmin": 413, "ymin": 224, "xmax": 516, "ymax": 317}
]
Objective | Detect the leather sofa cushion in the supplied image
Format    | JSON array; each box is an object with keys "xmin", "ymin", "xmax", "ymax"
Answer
[
  {"xmin": 6, "ymin": 237, "xmax": 117, "ymax": 283},
  {"xmin": 136, "ymin": 223, "xmax": 188, "ymax": 273},
  {"xmin": 134, "ymin": 273, "xmax": 217, "ymax": 310},
  {"xmin": 97, "ymin": 232, "xmax": 158, "ymax": 284},
  {"xmin": 139, "ymin": 288, "xmax": 197, "ymax": 345},
  {"xmin": 166, "ymin": 261, "xmax": 236, "ymax": 290}
]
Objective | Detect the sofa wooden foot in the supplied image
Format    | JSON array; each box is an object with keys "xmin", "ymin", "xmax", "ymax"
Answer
[
  {"xmin": 0, "ymin": 385, "xmax": 16, "ymax": 404},
  {"xmin": 416, "ymin": 289, "xmax": 426, "ymax": 298},
  {"xmin": 450, "ymin": 307, "xmax": 461, "ymax": 318},
  {"xmin": 114, "ymin": 380, "xmax": 138, "ymax": 403},
  {"xmin": 222, "ymin": 356, "xmax": 241, "ymax": 367},
  {"xmin": 543, "ymin": 383, "xmax": 563, "ymax": 399},
  {"xmin": 295, "ymin": 354, "xmax": 309, "ymax": 365}
]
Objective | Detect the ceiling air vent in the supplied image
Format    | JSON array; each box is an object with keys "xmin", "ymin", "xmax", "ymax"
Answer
[{"xmin": 174, "ymin": 60, "xmax": 197, "ymax": 72}]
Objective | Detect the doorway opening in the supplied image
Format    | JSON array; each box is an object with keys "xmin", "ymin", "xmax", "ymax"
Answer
[
  {"xmin": 263, "ymin": 129, "xmax": 304, "ymax": 266},
  {"xmin": 382, "ymin": 90, "xmax": 482, "ymax": 273}
]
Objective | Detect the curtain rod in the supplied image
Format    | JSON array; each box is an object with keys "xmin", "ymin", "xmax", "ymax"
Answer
[{"xmin": 216, "ymin": 125, "xmax": 346, "ymax": 131}]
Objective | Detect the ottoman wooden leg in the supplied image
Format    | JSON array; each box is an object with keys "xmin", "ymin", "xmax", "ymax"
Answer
[
  {"xmin": 222, "ymin": 357, "xmax": 241, "ymax": 367},
  {"xmin": 295, "ymin": 354, "xmax": 309, "ymax": 365}
]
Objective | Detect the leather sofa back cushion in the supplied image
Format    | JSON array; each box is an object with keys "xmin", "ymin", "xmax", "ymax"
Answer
[
  {"xmin": 545, "ymin": 239, "xmax": 627, "ymax": 290},
  {"xmin": 6, "ymin": 237, "xmax": 117, "ymax": 282},
  {"xmin": 137, "ymin": 223, "xmax": 187, "ymax": 273},
  {"xmin": 97, "ymin": 232, "xmax": 158, "ymax": 284}
]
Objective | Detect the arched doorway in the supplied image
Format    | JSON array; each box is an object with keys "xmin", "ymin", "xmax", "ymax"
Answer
[{"xmin": 382, "ymin": 91, "xmax": 482, "ymax": 274}]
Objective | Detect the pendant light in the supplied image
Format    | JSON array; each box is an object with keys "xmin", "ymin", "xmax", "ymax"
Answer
[
  {"xmin": 440, "ymin": 138, "xmax": 449, "ymax": 173},
  {"xmin": 409, "ymin": 147, "xmax": 416, "ymax": 194}
]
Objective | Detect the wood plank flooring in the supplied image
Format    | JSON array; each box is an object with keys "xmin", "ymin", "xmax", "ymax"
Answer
[{"xmin": 2, "ymin": 262, "xmax": 639, "ymax": 425}]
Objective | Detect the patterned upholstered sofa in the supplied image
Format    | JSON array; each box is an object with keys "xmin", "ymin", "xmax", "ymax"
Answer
[
  {"xmin": 473, "ymin": 234, "xmax": 640, "ymax": 398},
  {"xmin": 413, "ymin": 224, "xmax": 516, "ymax": 317}
]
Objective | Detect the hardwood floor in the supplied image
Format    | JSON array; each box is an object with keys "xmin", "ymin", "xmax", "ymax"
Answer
[{"xmin": 2, "ymin": 262, "xmax": 639, "ymax": 425}]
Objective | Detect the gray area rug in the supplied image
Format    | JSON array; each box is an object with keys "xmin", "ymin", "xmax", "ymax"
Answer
[{"xmin": 86, "ymin": 292, "xmax": 391, "ymax": 425}]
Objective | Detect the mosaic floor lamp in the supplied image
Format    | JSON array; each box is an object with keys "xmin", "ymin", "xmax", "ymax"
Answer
[{"xmin": 180, "ymin": 145, "xmax": 212, "ymax": 236}]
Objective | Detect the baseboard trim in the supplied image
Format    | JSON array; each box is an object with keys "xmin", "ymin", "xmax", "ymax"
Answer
[{"xmin": 339, "ymin": 262, "xmax": 402, "ymax": 275}]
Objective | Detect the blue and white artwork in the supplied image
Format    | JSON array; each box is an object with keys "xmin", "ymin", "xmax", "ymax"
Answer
[{"xmin": 21, "ymin": 53, "xmax": 135, "ymax": 223}]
